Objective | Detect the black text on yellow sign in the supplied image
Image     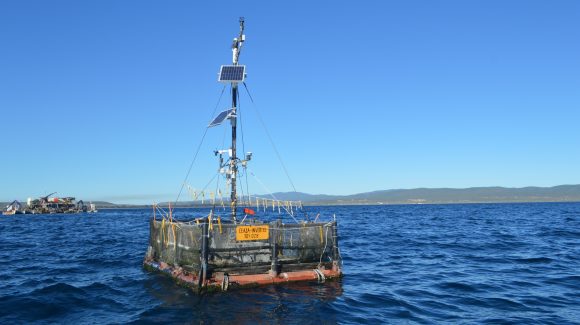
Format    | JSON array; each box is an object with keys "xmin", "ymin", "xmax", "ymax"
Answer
[{"xmin": 236, "ymin": 225, "xmax": 269, "ymax": 241}]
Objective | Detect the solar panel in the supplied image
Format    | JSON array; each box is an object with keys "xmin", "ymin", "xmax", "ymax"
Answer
[
  {"xmin": 218, "ymin": 65, "xmax": 246, "ymax": 82},
  {"xmin": 208, "ymin": 109, "xmax": 235, "ymax": 127}
]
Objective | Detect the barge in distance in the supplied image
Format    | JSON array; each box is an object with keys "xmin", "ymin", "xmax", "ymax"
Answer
[{"xmin": 2, "ymin": 193, "xmax": 97, "ymax": 215}]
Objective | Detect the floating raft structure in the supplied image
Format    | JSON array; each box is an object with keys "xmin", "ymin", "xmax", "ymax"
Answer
[
  {"xmin": 144, "ymin": 212, "xmax": 342, "ymax": 292},
  {"xmin": 144, "ymin": 18, "xmax": 342, "ymax": 292},
  {"xmin": 2, "ymin": 193, "xmax": 97, "ymax": 215}
]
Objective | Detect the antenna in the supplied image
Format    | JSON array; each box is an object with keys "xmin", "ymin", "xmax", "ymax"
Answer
[{"xmin": 232, "ymin": 17, "xmax": 245, "ymax": 65}]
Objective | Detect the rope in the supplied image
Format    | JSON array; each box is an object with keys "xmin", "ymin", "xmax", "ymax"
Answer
[
  {"xmin": 313, "ymin": 268, "xmax": 326, "ymax": 283},
  {"xmin": 174, "ymin": 85, "xmax": 226, "ymax": 205},
  {"xmin": 237, "ymin": 88, "xmax": 252, "ymax": 208},
  {"xmin": 212, "ymin": 165, "xmax": 222, "ymax": 212},
  {"xmin": 318, "ymin": 225, "xmax": 330, "ymax": 267},
  {"xmin": 248, "ymin": 170, "xmax": 299, "ymax": 223},
  {"xmin": 242, "ymin": 82, "xmax": 297, "ymax": 193},
  {"xmin": 199, "ymin": 174, "xmax": 220, "ymax": 206}
]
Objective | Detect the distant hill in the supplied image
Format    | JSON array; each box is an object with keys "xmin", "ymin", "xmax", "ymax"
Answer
[
  {"xmin": 270, "ymin": 185, "xmax": 580, "ymax": 205},
  {"xmin": 90, "ymin": 201, "xmax": 129, "ymax": 208},
  {"xmin": 3, "ymin": 185, "xmax": 580, "ymax": 209}
]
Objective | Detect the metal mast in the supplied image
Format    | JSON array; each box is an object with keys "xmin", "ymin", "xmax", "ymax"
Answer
[{"xmin": 230, "ymin": 17, "xmax": 245, "ymax": 222}]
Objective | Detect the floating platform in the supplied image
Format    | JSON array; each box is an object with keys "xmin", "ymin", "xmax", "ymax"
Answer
[
  {"xmin": 143, "ymin": 217, "xmax": 342, "ymax": 292},
  {"xmin": 143, "ymin": 18, "xmax": 342, "ymax": 292},
  {"xmin": 2, "ymin": 194, "xmax": 98, "ymax": 215}
]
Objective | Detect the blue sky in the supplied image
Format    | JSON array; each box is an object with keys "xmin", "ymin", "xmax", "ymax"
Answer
[{"xmin": 1, "ymin": 1, "xmax": 579, "ymax": 203}]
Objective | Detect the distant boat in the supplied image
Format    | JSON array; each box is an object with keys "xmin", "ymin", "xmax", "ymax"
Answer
[
  {"xmin": 2, "ymin": 200, "xmax": 25, "ymax": 215},
  {"xmin": 8, "ymin": 193, "xmax": 92, "ymax": 214},
  {"xmin": 144, "ymin": 18, "xmax": 342, "ymax": 292},
  {"xmin": 88, "ymin": 202, "xmax": 98, "ymax": 213}
]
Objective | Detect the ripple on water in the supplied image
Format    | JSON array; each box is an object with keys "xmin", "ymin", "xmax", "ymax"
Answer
[{"xmin": 0, "ymin": 203, "xmax": 579, "ymax": 323}]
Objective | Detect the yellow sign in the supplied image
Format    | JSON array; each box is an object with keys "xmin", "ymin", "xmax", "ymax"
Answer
[{"xmin": 236, "ymin": 225, "xmax": 270, "ymax": 241}]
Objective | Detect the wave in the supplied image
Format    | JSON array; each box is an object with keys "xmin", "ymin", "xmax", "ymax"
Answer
[{"xmin": 2, "ymin": 203, "xmax": 580, "ymax": 323}]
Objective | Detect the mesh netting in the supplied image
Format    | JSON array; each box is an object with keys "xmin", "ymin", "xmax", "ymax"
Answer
[
  {"xmin": 149, "ymin": 220, "xmax": 203, "ymax": 272},
  {"xmin": 147, "ymin": 218, "xmax": 338, "ymax": 275},
  {"xmin": 278, "ymin": 223, "xmax": 336, "ymax": 263}
]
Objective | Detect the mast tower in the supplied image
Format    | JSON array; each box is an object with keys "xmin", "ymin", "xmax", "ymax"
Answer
[
  {"xmin": 229, "ymin": 18, "xmax": 245, "ymax": 221},
  {"xmin": 213, "ymin": 18, "xmax": 247, "ymax": 222}
]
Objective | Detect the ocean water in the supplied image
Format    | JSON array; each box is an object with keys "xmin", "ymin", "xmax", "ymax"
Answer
[{"xmin": 0, "ymin": 203, "xmax": 579, "ymax": 324}]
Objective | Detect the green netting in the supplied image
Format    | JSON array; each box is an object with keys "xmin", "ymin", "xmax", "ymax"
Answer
[
  {"xmin": 277, "ymin": 223, "xmax": 336, "ymax": 263},
  {"xmin": 210, "ymin": 223, "xmax": 271, "ymax": 268},
  {"xmin": 149, "ymin": 220, "xmax": 203, "ymax": 272},
  {"xmin": 147, "ymin": 218, "xmax": 338, "ymax": 274}
]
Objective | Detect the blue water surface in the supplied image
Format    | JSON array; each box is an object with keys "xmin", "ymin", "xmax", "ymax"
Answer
[{"xmin": 0, "ymin": 203, "xmax": 579, "ymax": 324}]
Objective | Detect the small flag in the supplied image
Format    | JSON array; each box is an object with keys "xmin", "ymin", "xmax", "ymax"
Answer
[{"xmin": 244, "ymin": 208, "xmax": 256, "ymax": 215}]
